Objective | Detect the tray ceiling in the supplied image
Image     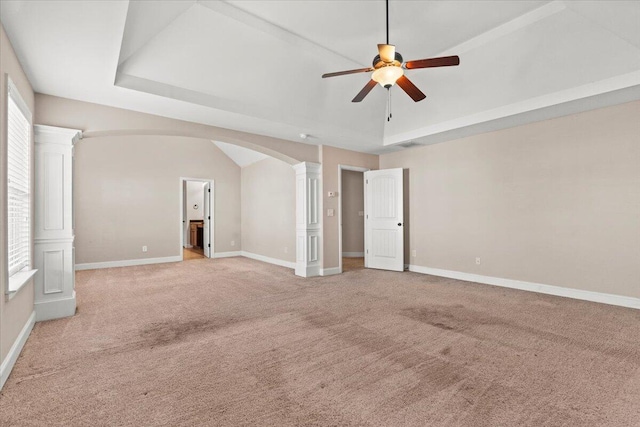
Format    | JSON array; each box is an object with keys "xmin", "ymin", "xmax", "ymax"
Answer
[{"xmin": 1, "ymin": 0, "xmax": 639, "ymax": 154}]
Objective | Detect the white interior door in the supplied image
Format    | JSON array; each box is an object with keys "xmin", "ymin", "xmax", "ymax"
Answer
[
  {"xmin": 182, "ymin": 181, "xmax": 189, "ymax": 247},
  {"xmin": 365, "ymin": 168, "xmax": 404, "ymax": 272},
  {"xmin": 203, "ymin": 182, "xmax": 211, "ymax": 258}
]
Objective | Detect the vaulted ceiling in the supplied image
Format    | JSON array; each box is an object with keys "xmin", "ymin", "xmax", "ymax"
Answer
[{"xmin": 1, "ymin": 0, "xmax": 639, "ymax": 154}]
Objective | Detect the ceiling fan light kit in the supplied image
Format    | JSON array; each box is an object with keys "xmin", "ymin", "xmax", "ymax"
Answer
[
  {"xmin": 372, "ymin": 65, "xmax": 403, "ymax": 88},
  {"xmin": 322, "ymin": 0, "xmax": 460, "ymax": 113}
]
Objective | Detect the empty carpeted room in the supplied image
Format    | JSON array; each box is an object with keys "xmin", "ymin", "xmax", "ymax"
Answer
[{"xmin": 1, "ymin": 1, "xmax": 639, "ymax": 426}]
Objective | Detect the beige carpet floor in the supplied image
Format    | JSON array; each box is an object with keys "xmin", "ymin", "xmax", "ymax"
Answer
[{"xmin": 1, "ymin": 257, "xmax": 639, "ymax": 426}]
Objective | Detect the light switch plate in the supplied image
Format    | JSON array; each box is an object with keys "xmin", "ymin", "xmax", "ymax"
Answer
[
  {"xmin": 327, "ymin": 209, "xmax": 335, "ymax": 217},
  {"xmin": 358, "ymin": 211, "xmax": 364, "ymax": 216}
]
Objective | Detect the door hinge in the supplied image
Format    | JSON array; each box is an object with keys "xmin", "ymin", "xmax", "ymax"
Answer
[
  {"xmin": 366, "ymin": 179, "xmax": 368, "ymax": 184},
  {"xmin": 208, "ymin": 189, "xmax": 211, "ymax": 193},
  {"xmin": 366, "ymin": 249, "xmax": 369, "ymax": 254},
  {"xmin": 208, "ymin": 216, "xmax": 211, "ymax": 220},
  {"xmin": 208, "ymin": 244, "xmax": 211, "ymax": 247}
]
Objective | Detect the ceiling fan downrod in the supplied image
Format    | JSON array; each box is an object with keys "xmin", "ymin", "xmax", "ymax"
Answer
[
  {"xmin": 386, "ymin": 0, "xmax": 389, "ymax": 45},
  {"xmin": 386, "ymin": 0, "xmax": 393, "ymax": 122}
]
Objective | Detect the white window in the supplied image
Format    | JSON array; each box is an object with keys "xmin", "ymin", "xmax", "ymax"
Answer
[{"xmin": 6, "ymin": 77, "xmax": 35, "ymax": 294}]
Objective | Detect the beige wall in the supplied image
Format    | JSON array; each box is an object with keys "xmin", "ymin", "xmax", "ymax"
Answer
[
  {"xmin": 241, "ymin": 157, "xmax": 296, "ymax": 263},
  {"xmin": 74, "ymin": 136, "xmax": 240, "ymax": 264},
  {"xmin": 35, "ymin": 94, "xmax": 319, "ymax": 165},
  {"xmin": 186, "ymin": 181, "xmax": 205, "ymax": 222},
  {"xmin": 321, "ymin": 146, "xmax": 378, "ymax": 270},
  {"xmin": 0, "ymin": 24, "xmax": 35, "ymax": 364},
  {"xmin": 380, "ymin": 100, "xmax": 640, "ymax": 299},
  {"xmin": 341, "ymin": 170, "xmax": 364, "ymax": 254},
  {"xmin": 185, "ymin": 181, "xmax": 205, "ymax": 247}
]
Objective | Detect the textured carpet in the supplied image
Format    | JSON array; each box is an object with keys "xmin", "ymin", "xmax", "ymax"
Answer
[{"xmin": 1, "ymin": 257, "xmax": 639, "ymax": 426}]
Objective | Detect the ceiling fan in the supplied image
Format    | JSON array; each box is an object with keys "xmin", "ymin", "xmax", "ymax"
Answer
[{"xmin": 322, "ymin": 0, "xmax": 460, "ymax": 103}]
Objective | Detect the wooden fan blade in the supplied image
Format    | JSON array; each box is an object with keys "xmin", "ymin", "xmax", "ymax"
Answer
[
  {"xmin": 404, "ymin": 55, "xmax": 460, "ymax": 70},
  {"xmin": 322, "ymin": 67, "xmax": 374, "ymax": 78},
  {"xmin": 352, "ymin": 80, "xmax": 378, "ymax": 103},
  {"xmin": 378, "ymin": 44, "xmax": 396, "ymax": 63},
  {"xmin": 396, "ymin": 75, "xmax": 426, "ymax": 102}
]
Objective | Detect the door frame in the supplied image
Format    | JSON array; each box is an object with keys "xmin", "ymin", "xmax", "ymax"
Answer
[
  {"xmin": 179, "ymin": 177, "xmax": 215, "ymax": 259},
  {"xmin": 338, "ymin": 165, "xmax": 370, "ymax": 274}
]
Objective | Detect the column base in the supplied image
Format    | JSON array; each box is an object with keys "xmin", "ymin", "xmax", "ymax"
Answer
[
  {"xmin": 295, "ymin": 265, "xmax": 321, "ymax": 278},
  {"xmin": 35, "ymin": 292, "xmax": 76, "ymax": 321}
]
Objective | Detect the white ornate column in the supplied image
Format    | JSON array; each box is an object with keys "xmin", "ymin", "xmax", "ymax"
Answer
[
  {"xmin": 33, "ymin": 125, "xmax": 82, "ymax": 321},
  {"xmin": 293, "ymin": 162, "xmax": 321, "ymax": 277}
]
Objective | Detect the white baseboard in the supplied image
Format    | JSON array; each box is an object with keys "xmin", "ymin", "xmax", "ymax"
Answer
[
  {"xmin": 75, "ymin": 253, "xmax": 294, "ymax": 270},
  {"xmin": 241, "ymin": 251, "xmax": 296, "ymax": 269},
  {"xmin": 35, "ymin": 292, "xmax": 76, "ymax": 322},
  {"xmin": 1, "ymin": 311, "xmax": 35, "ymax": 390},
  {"xmin": 321, "ymin": 267, "xmax": 341, "ymax": 276},
  {"xmin": 408, "ymin": 265, "xmax": 640, "ymax": 310},
  {"xmin": 183, "ymin": 244, "xmax": 193, "ymax": 249},
  {"xmin": 214, "ymin": 251, "xmax": 241, "ymax": 258},
  {"xmin": 295, "ymin": 265, "xmax": 321, "ymax": 277},
  {"xmin": 75, "ymin": 256, "xmax": 182, "ymax": 271},
  {"xmin": 343, "ymin": 252, "xmax": 364, "ymax": 258}
]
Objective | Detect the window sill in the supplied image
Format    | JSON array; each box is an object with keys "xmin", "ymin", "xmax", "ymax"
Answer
[{"xmin": 6, "ymin": 269, "xmax": 37, "ymax": 300}]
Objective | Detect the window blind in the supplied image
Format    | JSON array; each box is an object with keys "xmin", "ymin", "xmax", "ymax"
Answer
[{"xmin": 7, "ymin": 82, "xmax": 32, "ymax": 276}]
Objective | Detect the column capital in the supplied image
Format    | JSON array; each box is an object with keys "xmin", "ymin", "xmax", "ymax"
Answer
[
  {"xmin": 34, "ymin": 124, "xmax": 82, "ymax": 145},
  {"xmin": 293, "ymin": 161, "xmax": 321, "ymax": 174}
]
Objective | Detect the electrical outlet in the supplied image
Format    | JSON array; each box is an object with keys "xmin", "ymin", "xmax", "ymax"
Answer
[
  {"xmin": 142, "ymin": 246, "xmax": 147, "ymax": 253},
  {"xmin": 358, "ymin": 211, "xmax": 364, "ymax": 217},
  {"xmin": 476, "ymin": 257, "xmax": 481, "ymax": 265},
  {"xmin": 327, "ymin": 209, "xmax": 335, "ymax": 217},
  {"xmin": 231, "ymin": 240, "xmax": 235, "ymax": 247},
  {"xmin": 412, "ymin": 249, "xmax": 417, "ymax": 257}
]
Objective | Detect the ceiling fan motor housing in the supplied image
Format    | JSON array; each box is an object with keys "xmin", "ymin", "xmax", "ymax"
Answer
[{"xmin": 373, "ymin": 52, "xmax": 403, "ymax": 68}]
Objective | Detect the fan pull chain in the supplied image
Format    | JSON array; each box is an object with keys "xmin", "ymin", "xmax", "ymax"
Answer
[{"xmin": 387, "ymin": 88, "xmax": 393, "ymax": 121}]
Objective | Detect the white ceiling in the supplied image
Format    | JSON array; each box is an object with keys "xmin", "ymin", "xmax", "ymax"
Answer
[
  {"xmin": 213, "ymin": 140, "xmax": 268, "ymax": 167},
  {"xmin": 1, "ymin": 0, "xmax": 639, "ymax": 154}
]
